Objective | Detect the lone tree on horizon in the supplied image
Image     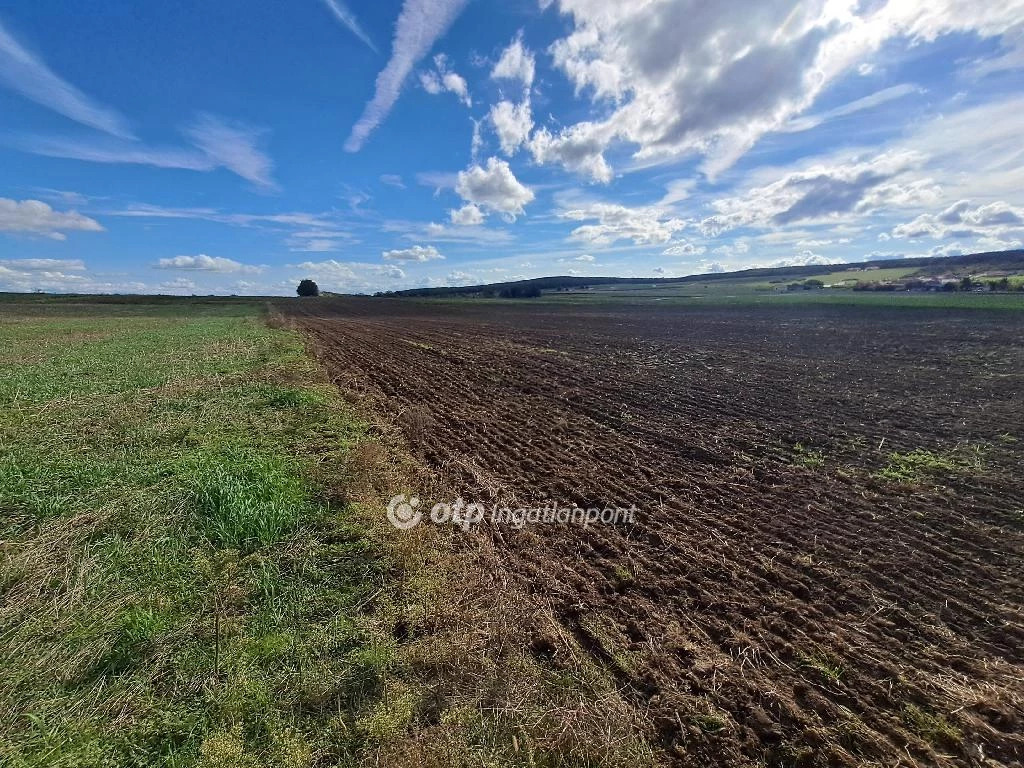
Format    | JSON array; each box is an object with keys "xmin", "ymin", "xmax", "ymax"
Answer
[{"xmin": 296, "ymin": 279, "xmax": 320, "ymax": 297}]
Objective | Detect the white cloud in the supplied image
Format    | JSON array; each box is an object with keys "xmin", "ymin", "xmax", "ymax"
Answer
[
  {"xmin": 412, "ymin": 220, "xmax": 513, "ymax": 243},
  {"xmin": 699, "ymin": 151, "xmax": 932, "ymax": 236},
  {"xmin": 346, "ymin": 0, "xmax": 470, "ymax": 151},
  {"xmin": 781, "ymin": 84, "xmax": 925, "ymax": 133},
  {"xmin": 442, "ymin": 72, "xmax": 470, "ymax": 106},
  {"xmin": 420, "ymin": 70, "xmax": 443, "ymax": 94},
  {"xmin": 182, "ymin": 114, "xmax": 276, "ymax": 188},
  {"xmin": 320, "ymin": 0, "xmax": 378, "ymax": 53},
  {"xmin": 560, "ymin": 201, "xmax": 685, "ymax": 245},
  {"xmin": 419, "ymin": 54, "xmax": 472, "ymax": 106},
  {"xmin": 470, "ymin": 117, "xmax": 484, "ymax": 161},
  {"xmin": 382, "ymin": 244, "xmax": 444, "ymax": 261},
  {"xmin": 892, "ymin": 200, "xmax": 1024, "ymax": 242},
  {"xmin": 159, "ymin": 277, "xmax": 198, "ymax": 293},
  {"xmin": 455, "ymin": 157, "xmax": 535, "ymax": 220},
  {"xmin": 892, "ymin": 97, "xmax": 1024, "ymax": 200},
  {"xmin": 22, "ymin": 114, "xmax": 276, "ymax": 188},
  {"xmin": 490, "ymin": 100, "xmax": 533, "ymax": 155},
  {"xmin": 0, "ymin": 198, "xmax": 104, "ymax": 240},
  {"xmin": 697, "ymin": 261, "xmax": 727, "ymax": 274},
  {"xmin": 774, "ymin": 250, "xmax": 842, "ymax": 267},
  {"xmin": 446, "ymin": 270, "xmax": 476, "ymax": 285},
  {"xmin": 0, "ymin": 258, "xmax": 86, "ymax": 271},
  {"xmin": 0, "ymin": 264, "xmax": 148, "ymax": 294},
  {"xmin": 380, "ymin": 173, "xmax": 406, "ymax": 188},
  {"xmin": 528, "ymin": 122, "xmax": 614, "ymax": 183},
  {"xmin": 154, "ymin": 254, "xmax": 264, "ymax": 274},
  {"xmin": 449, "ymin": 203, "xmax": 484, "ymax": 226},
  {"xmin": 287, "ymin": 230, "xmax": 352, "ymax": 252},
  {"xmin": 107, "ymin": 204, "xmax": 334, "ymax": 230},
  {"xmin": 491, "ymin": 32, "xmax": 536, "ymax": 89},
  {"xmin": 0, "ymin": 19, "xmax": 133, "ymax": 138},
  {"xmin": 661, "ymin": 241, "xmax": 707, "ymax": 257},
  {"xmin": 288, "ymin": 260, "xmax": 407, "ymax": 293},
  {"xmin": 536, "ymin": 0, "xmax": 1024, "ymax": 180},
  {"xmin": 416, "ymin": 170, "xmax": 458, "ymax": 191}
]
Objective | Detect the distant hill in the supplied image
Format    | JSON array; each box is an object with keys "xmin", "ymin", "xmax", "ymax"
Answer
[{"xmin": 378, "ymin": 249, "xmax": 1024, "ymax": 298}]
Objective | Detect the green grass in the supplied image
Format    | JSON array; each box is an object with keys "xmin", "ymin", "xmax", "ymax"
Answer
[
  {"xmin": 800, "ymin": 651, "xmax": 845, "ymax": 684},
  {"xmin": 902, "ymin": 704, "xmax": 962, "ymax": 749},
  {"xmin": 875, "ymin": 445, "xmax": 986, "ymax": 484},
  {"xmin": 818, "ymin": 266, "xmax": 919, "ymax": 283},
  {"xmin": 0, "ymin": 298, "xmax": 657, "ymax": 768},
  {"xmin": 0, "ymin": 300, "xmax": 396, "ymax": 767},
  {"xmin": 792, "ymin": 443, "xmax": 826, "ymax": 468}
]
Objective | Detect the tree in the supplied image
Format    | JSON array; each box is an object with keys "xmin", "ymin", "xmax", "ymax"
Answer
[{"xmin": 296, "ymin": 279, "xmax": 319, "ymax": 297}]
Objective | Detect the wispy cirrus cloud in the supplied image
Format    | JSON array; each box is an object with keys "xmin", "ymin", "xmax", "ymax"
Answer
[
  {"xmin": 345, "ymin": 0, "xmax": 469, "ymax": 152},
  {"xmin": 18, "ymin": 114, "xmax": 277, "ymax": 188},
  {"xmin": 0, "ymin": 17, "xmax": 133, "ymax": 138},
  {"xmin": 321, "ymin": 0, "xmax": 378, "ymax": 53},
  {"xmin": 0, "ymin": 257, "xmax": 86, "ymax": 271}
]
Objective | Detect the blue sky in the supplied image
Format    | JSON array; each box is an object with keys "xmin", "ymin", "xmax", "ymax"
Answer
[{"xmin": 1, "ymin": 0, "xmax": 1022, "ymax": 295}]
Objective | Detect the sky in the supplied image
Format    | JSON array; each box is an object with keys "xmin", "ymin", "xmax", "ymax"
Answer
[{"xmin": 1, "ymin": 0, "xmax": 1023, "ymax": 295}]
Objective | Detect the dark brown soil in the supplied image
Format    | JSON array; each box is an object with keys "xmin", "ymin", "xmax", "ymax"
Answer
[{"xmin": 285, "ymin": 297, "xmax": 1024, "ymax": 767}]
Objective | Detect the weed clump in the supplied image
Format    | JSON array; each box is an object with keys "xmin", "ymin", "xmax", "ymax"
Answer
[
  {"xmin": 186, "ymin": 450, "xmax": 311, "ymax": 550},
  {"xmin": 902, "ymin": 704, "xmax": 962, "ymax": 748},
  {"xmin": 875, "ymin": 445, "xmax": 985, "ymax": 484}
]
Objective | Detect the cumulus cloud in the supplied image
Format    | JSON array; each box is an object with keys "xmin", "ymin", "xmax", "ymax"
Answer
[
  {"xmin": 154, "ymin": 254, "xmax": 264, "ymax": 274},
  {"xmin": 892, "ymin": 200, "xmax": 1024, "ymax": 242},
  {"xmin": 419, "ymin": 53, "xmax": 472, "ymax": 106},
  {"xmin": 535, "ymin": 0, "xmax": 1024, "ymax": 180},
  {"xmin": 560, "ymin": 201, "xmax": 685, "ymax": 245},
  {"xmin": 699, "ymin": 151, "xmax": 933, "ymax": 235},
  {"xmin": 0, "ymin": 264, "xmax": 147, "ymax": 294},
  {"xmin": 775, "ymin": 250, "xmax": 842, "ymax": 267},
  {"xmin": 320, "ymin": 0, "xmax": 378, "ymax": 53},
  {"xmin": 446, "ymin": 270, "xmax": 476, "ymax": 285},
  {"xmin": 346, "ymin": 0, "xmax": 470, "ymax": 151},
  {"xmin": 290, "ymin": 260, "xmax": 407, "ymax": 293},
  {"xmin": 489, "ymin": 100, "xmax": 533, "ymax": 155},
  {"xmin": 491, "ymin": 32, "xmax": 536, "ymax": 89},
  {"xmin": 159, "ymin": 277, "xmax": 198, "ymax": 293},
  {"xmin": 380, "ymin": 173, "xmax": 405, "ymax": 188},
  {"xmin": 455, "ymin": 157, "xmax": 535, "ymax": 220},
  {"xmin": 0, "ymin": 198, "xmax": 104, "ymax": 240},
  {"xmin": 0, "ymin": 19, "xmax": 133, "ymax": 138},
  {"xmin": 382, "ymin": 244, "xmax": 444, "ymax": 261},
  {"xmin": 661, "ymin": 241, "xmax": 707, "ymax": 257},
  {"xmin": 449, "ymin": 203, "xmax": 484, "ymax": 226},
  {"xmin": 528, "ymin": 122, "xmax": 614, "ymax": 183}
]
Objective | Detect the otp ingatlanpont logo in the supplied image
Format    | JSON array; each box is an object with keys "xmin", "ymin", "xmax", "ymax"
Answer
[{"xmin": 386, "ymin": 494, "xmax": 422, "ymax": 529}]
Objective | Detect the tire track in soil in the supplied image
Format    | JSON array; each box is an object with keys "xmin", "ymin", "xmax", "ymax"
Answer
[{"xmin": 286, "ymin": 297, "xmax": 1024, "ymax": 767}]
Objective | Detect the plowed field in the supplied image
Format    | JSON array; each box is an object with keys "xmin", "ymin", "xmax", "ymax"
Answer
[{"xmin": 286, "ymin": 297, "xmax": 1024, "ymax": 767}]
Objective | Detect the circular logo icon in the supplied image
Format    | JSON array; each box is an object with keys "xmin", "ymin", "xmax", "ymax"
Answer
[{"xmin": 386, "ymin": 494, "xmax": 421, "ymax": 530}]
